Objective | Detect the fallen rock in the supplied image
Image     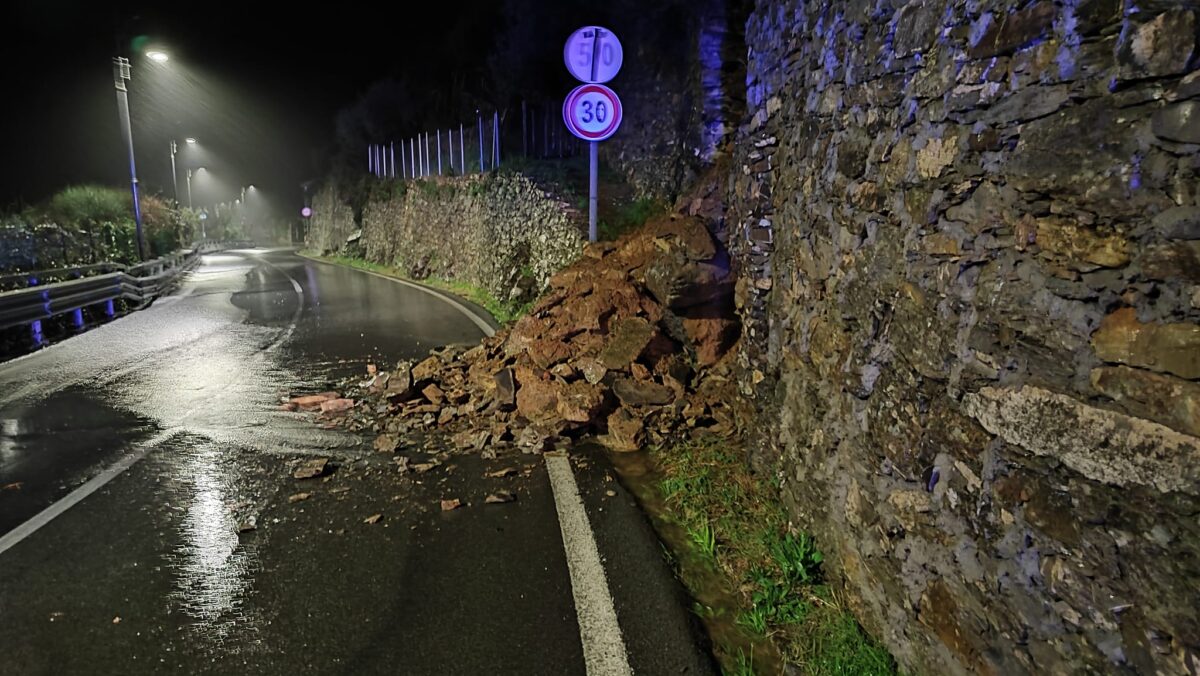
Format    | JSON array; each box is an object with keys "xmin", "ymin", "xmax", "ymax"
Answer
[
  {"xmin": 412, "ymin": 356, "xmax": 442, "ymax": 381},
  {"xmin": 613, "ymin": 378, "xmax": 675, "ymax": 407},
  {"xmin": 288, "ymin": 492, "xmax": 312, "ymax": 503},
  {"xmin": 373, "ymin": 435, "xmax": 399, "ymax": 454},
  {"xmin": 363, "ymin": 513, "xmax": 383, "ymax": 524},
  {"xmin": 485, "ymin": 491, "xmax": 517, "ymax": 504},
  {"xmin": 294, "ymin": 457, "xmax": 330, "ymax": 479},
  {"xmin": 515, "ymin": 366, "xmax": 563, "ymax": 423},
  {"xmin": 441, "ymin": 499, "xmax": 462, "ymax": 511},
  {"xmin": 319, "ymin": 398, "xmax": 355, "ymax": 414},
  {"xmin": 422, "ymin": 383, "xmax": 446, "ymax": 404},
  {"xmin": 575, "ymin": 358, "xmax": 608, "ymax": 385},
  {"xmin": 493, "ymin": 368, "xmax": 517, "ymax": 406},
  {"xmin": 599, "ymin": 317, "xmax": 656, "ymax": 369},
  {"xmin": 290, "ymin": 392, "xmax": 340, "ymax": 409},
  {"xmin": 605, "ymin": 409, "xmax": 645, "ymax": 452},
  {"xmin": 555, "ymin": 381, "xmax": 605, "ymax": 423}
]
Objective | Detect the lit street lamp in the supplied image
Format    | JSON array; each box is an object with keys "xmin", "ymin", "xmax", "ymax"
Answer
[
  {"xmin": 112, "ymin": 56, "xmax": 145, "ymax": 261},
  {"xmin": 170, "ymin": 136, "xmax": 198, "ymax": 208}
]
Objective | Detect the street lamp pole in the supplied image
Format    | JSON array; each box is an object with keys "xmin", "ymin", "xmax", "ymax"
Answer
[
  {"xmin": 112, "ymin": 56, "xmax": 145, "ymax": 261},
  {"xmin": 186, "ymin": 169, "xmax": 193, "ymax": 209},
  {"xmin": 169, "ymin": 139, "xmax": 179, "ymax": 207}
]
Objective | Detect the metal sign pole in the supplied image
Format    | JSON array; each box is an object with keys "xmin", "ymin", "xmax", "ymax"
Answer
[{"xmin": 589, "ymin": 142, "xmax": 598, "ymax": 242}]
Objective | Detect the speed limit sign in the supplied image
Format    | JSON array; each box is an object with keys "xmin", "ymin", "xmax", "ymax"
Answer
[
  {"xmin": 562, "ymin": 84, "xmax": 623, "ymax": 142},
  {"xmin": 563, "ymin": 26, "xmax": 623, "ymax": 84}
]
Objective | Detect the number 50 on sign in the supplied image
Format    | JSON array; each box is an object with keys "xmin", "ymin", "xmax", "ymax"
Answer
[{"xmin": 562, "ymin": 84, "xmax": 623, "ymax": 142}]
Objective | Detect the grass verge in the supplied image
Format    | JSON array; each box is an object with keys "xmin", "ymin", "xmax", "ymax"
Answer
[
  {"xmin": 304, "ymin": 253, "xmax": 529, "ymax": 324},
  {"xmin": 649, "ymin": 436, "xmax": 897, "ymax": 675}
]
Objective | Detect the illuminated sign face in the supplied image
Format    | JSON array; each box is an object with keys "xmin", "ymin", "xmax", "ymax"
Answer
[
  {"xmin": 301, "ymin": 207, "xmax": 313, "ymax": 218},
  {"xmin": 563, "ymin": 26, "xmax": 623, "ymax": 84},
  {"xmin": 562, "ymin": 84, "xmax": 623, "ymax": 142}
]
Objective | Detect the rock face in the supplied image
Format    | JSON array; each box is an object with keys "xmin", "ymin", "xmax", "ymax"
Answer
[
  {"xmin": 730, "ymin": 1, "xmax": 1200, "ymax": 674},
  {"xmin": 308, "ymin": 172, "xmax": 585, "ymax": 303},
  {"xmin": 601, "ymin": 0, "xmax": 750, "ymax": 201}
]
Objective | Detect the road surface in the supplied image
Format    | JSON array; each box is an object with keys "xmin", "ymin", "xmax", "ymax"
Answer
[{"xmin": 0, "ymin": 248, "xmax": 714, "ymax": 675}]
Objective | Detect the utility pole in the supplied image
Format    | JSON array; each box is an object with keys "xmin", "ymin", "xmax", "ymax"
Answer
[{"xmin": 112, "ymin": 57, "xmax": 145, "ymax": 261}]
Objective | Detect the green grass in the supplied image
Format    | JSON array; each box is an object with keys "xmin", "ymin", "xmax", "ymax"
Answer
[
  {"xmin": 306, "ymin": 253, "xmax": 529, "ymax": 324},
  {"xmin": 652, "ymin": 436, "xmax": 897, "ymax": 675},
  {"xmin": 598, "ymin": 196, "xmax": 667, "ymax": 241}
]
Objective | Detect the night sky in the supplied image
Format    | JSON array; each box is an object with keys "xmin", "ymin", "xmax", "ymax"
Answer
[{"xmin": 0, "ymin": 1, "xmax": 503, "ymax": 215}]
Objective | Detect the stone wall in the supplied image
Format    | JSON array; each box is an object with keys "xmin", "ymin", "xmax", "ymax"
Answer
[
  {"xmin": 602, "ymin": 0, "xmax": 750, "ymax": 203},
  {"xmin": 729, "ymin": 0, "xmax": 1200, "ymax": 673},
  {"xmin": 309, "ymin": 172, "xmax": 585, "ymax": 304}
]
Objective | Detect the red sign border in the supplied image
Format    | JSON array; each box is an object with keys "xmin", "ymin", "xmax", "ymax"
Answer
[{"xmin": 562, "ymin": 84, "xmax": 623, "ymax": 142}]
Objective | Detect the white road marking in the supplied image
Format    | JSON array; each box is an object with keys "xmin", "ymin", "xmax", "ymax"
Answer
[
  {"xmin": 259, "ymin": 257, "xmax": 305, "ymax": 351},
  {"xmin": 545, "ymin": 452, "xmax": 633, "ymax": 676},
  {"xmin": 298, "ymin": 254, "xmax": 496, "ymax": 338},
  {"xmin": 0, "ymin": 429, "xmax": 178, "ymax": 556}
]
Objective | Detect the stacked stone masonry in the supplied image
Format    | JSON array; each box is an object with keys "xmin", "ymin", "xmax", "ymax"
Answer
[
  {"xmin": 309, "ymin": 173, "xmax": 585, "ymax": 303},
  {"xmin": 729, "ymin": 0, "xmax": 1200, "ymax": 674}
]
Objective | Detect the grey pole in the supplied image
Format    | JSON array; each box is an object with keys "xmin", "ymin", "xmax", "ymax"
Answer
[
  {"xmin": 448, "ymin": 127, "xmax": 455, "ymax": 172},
  {"xmin": 112, "ymin": 57, "xmax": 145, "ymax": 261},
  {"xmin": 494, "ymin": 111, "xmax": 500, "ymax": 168},
  {"xmin": 437, "ymin": 130, "xmax": 442, "ymax": 176},
  {"xmin": 425, "ymin": 132, "xmax": 431, "ymax": 176},
  {"xmin": 169, "ymin": 139, "xmax": 178, "ymax": 207},
  {"xmin": 522, "ymin": 100, "xmax": 527, "ymax": 157},
  {"xmin": 477, "ymin": 110, "xmax": 484, "ymax": 172},
  {"xmin": 410, "ymin": 138, "xmax": 416, "ymax": 179},
  {"xmin": 186, "ymin": 169, "xmax": 193, "ymax": 209},
  {"xmin": 459, "ymin": 124, "xmax": 465, "ymax": 172},
  {"xmin": 589, "ymin": 142, "xmax": 598, "ymax": 242},
  {"xmin": 401, "ymin": 139, "xmax": 406, "ymax": 179}
]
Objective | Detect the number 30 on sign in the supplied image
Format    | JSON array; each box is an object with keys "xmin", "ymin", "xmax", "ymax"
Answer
[{"xmin": 562, "ymin": 84, "xmax": 623, "ymax": 142}]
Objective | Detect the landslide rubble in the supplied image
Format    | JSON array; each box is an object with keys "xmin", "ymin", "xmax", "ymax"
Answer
[{"xmin": 290, "ymin": 212, "xmax": 742, "ymax": 457}]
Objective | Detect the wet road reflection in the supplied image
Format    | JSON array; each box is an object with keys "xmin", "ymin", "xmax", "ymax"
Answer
[
  {"xmin": 166, "ymin": 441, "xmax": 261, "ymax": 650},
  {"xmin": 0, "ymin": 249, "xmax": 493, "ymax": 670}
]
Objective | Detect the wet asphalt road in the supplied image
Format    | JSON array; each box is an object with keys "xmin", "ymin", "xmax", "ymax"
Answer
[{"xmin": 0, "ymin": 249, "xmax": 714, "ymax": 675}]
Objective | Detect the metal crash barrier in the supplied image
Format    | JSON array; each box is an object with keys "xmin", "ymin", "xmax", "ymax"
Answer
[{"xmin": 0, "ymin": 241, "xmax": 255, "ymax": 332}]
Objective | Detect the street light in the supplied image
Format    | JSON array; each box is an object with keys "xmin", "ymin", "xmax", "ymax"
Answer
[
  {"xmin": 112, "ymin": 56, "xmax": 145, "ymax": 261},
  {"xmin": 146, "ymin": 50, "xmax": 169, "ymax": 63},
  {"xmin": 170, "ymin": 136, "xmax": 198, "ymax": 208}
]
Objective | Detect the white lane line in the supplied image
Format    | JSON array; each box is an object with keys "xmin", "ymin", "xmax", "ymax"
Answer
[
  {"xmin": 0, "ymin": 428, "xmax": 178, "ymax": 557},
  {"xmin": 298, "ymin": 254, "xmax": 496, "ymax": 338},
  {"xmin": 545, "ymin": 452, "xmax": 633, "ymax": 676},
  {"xmin": 259, "ymin": 256, "xmax": 305, "ymax": 351}
]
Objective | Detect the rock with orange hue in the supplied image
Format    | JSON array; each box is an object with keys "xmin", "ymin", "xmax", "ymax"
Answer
[
  {"xmin": 604, "ymin": 409, "xmax": 645, "ymax": 452},
  {"xmin": 555, "ymin": 381, "xmax": 605, "ymax": 423},
  {"xmin": 682, "ymin": 316, "xmax": 741, "ymax": 366},
  {"xmin": 514, "ymin": 366, "xmax": 562, "ymax": 424}
]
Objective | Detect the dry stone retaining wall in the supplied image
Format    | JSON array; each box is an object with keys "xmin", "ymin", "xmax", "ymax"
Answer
[
  {"xmin": 309, "ymin": 173, "xmax": 585, "ymax": 304},
  {"xmin": 729, "ymin": 0, "xmax": 1200, "ymax": 673}
]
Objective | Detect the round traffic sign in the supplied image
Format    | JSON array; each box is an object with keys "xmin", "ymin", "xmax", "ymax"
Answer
[
  {"xmin": 562, "ymin": 84, "xmax": 623, "ymax": 142},
  {"xmin": 563, "ymin": 26, "xmax": 623, "ymax": 84}
]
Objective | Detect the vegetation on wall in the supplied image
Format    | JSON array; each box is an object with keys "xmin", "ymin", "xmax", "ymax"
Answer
[{"xmin": 1, "ymin": 184, "xmax": 203, "ymax": 273}]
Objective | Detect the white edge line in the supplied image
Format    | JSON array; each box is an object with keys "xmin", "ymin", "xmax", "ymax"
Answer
[
  {"xmin": 545, "ymin": 453, "xmax": 634, "ymax": 676},
  {"xmin": 298, "ymin": 254, "xmax": 496, "ymax": 338},
  {"xmin": 0, "ymin": 429, "xmax": 178, "ymax": 557}
]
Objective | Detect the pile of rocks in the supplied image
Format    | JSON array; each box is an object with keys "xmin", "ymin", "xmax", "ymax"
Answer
[{"xmin": 300, "ymin": 212, "xmax": 743, "ymax": 456}]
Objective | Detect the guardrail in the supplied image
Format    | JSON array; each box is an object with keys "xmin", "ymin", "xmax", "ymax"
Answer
[{"xmin": 0, "ymin": 240, "xmax": 254, "ymax": 333}]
